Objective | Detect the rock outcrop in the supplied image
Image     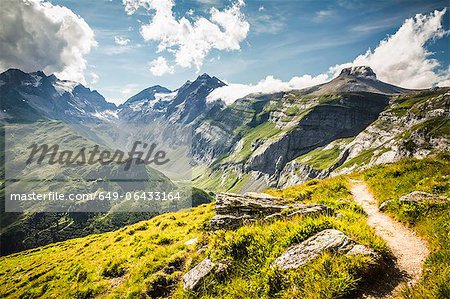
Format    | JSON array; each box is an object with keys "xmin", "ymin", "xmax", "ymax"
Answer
[
  {"xmin": 214, "ymin": 192, "xmax": 287, "ymax": 216},
  {"xmin": 399, "ymin": 191, "xmax": 444, "ymax": 203},
  {"xmin": 379, "ymin": 190, "xmax": 448, "ymax": 211},
  {"xmin": 210, "ymin": 214, "xmax": 255, "ymax": 231},
  {"xmin": 183, "ymin": 258, "xmax": 216, "ymax": 291},
  {"xmin": 210, "ymin": 193, "xmax": 333, "ymax": 230},
  {"xmin": 273, "ymin": 229, "xmax": 378, "ymax": 270}
]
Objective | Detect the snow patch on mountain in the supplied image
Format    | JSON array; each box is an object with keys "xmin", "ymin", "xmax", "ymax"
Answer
[
  {"xmin": 129, "ymin": 100, "xmax": 149, "ymax": 112},
  {"xmin": 154, "ymin": 91, "xmax": 177, "ymax": 102},
  {"xmin": 92, "ymin": 110, "xmax": 119, "ymax": 121},
  {"xmin": 53, "ymin": 80, "xmax": 79, "ymax": 95},
  {"xmin": 127, "ymin": 91, "xmax": 178, "ymax": 112}
]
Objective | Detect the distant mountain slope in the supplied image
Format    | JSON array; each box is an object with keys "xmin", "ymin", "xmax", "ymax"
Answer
[
  {"xmin": 118, "ymin": 85, "xmax": 175, "ymax": 122},
  {"xmin": 0, "ymin": 68, "xmax": 116, "ymax": 123},
  {"xmin": 121, "ymin": 85, "xmax": 172, "ymax": 107},
  {"xmin": 2, "ymin": 66, "xmax": 446, "ymax": 193},
  {"xmin": 117, "ymin": 73, "xmax": 226, "ymax": 125},
  {"xmin": 191, "ymin": 67, "xmax": 448, "ymax": 192},
  {"xmin": 165, "ymin": 73, "xmax": 226, "ymax": 124}
]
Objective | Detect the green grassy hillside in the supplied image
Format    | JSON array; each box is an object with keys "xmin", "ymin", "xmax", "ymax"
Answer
[
  {"xmin": 0, "ymin": 176, "xmax": 388, "ymax": 298},
  {"xmin": 361, "ymin": 153, "xmax": 450, "ymax": 298},
  {"xmin": 1, "ymin": 153, "xmax": 449, "ymax": 298}
]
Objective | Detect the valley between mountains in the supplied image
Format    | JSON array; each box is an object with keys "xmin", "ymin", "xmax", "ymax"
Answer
[{"xmin": 0, "ymin": 66, "xmax": 449, "ymax": 298}]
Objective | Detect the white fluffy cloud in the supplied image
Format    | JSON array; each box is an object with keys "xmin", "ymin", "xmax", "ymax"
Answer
[
  {"xmin": 90, "ymin": 72, "xmax": 99, "ymax": 84},
  {"xmin": 123, "ymin": 0, "xmax": 249, "ymax": 75},
  {"xmin": 209, "ymin": 9, "xmax": 450, "ymax": 104},
  {"xmin": 332, "ymin": 9, "xmax": 449, "ymax": 88},
  {"xmin": 208, "ymin": 74, "xmax": 329, "ymax": 105},
  {"xmin": 114, "ymin": 35, "xmax": 131, "ymax": 46},
  {"xmin": 149, "ymin": 56, "xmax": 174, "ymax": 76},
  {"xmin": 0, "ymin": 0, "xmax": 97, "ymax": 84}
]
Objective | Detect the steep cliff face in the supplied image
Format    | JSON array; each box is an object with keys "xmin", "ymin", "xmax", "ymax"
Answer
[
  {"xmin": 192, "ymin": 68, "xmax": 448, "ymax": 192},
  {"xmin": 192, "ymin": 68, "xmax": 406, "ymax": 191},
  {"xmin": 191, "ymin": 93, "xmax": 278, "ymax": 164},
  {"xmin": 332, "ymin": 88, "xmax": 450, "ymax": 174},
  {"xmin": 278, "ymin": 88, "xmax": 450, "ymax": 188},
  {"xmin": 246, "ymin": 93, "xmax": 389, "ymax": 176}
]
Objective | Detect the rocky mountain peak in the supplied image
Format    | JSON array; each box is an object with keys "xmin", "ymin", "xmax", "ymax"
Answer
[
  {"xmin": 339, "ymin": 66, "xmax": 377, "ymax": 80},
  {"xmin": 194, "ymin": 73, "xmax": 225, "ymax": 86},
  {"xmin": 197, "ymin": 73, "xmax": 216, "ymax": 81},
  {"xmin": 121, "ymin": 85, "xmax": 172, "ymax": 107},
  {"xmin": 306, "ymin": 65, "xmax": 407, "ymax": 95},
  {"xmin": 1, "ymin": 68, "xmax": 33, "ymax": 84}
]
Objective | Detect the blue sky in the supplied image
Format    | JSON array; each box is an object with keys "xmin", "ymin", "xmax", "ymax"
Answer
[{"xmin": 38, "ymin": 0, "xmax": 450, "ymax": 103}]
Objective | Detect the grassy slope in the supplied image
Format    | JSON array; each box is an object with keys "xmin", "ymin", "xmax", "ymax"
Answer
[
  {"xmin": 0, "ymin": 177, "xmax": 387, "ymax": 299},
  {"xmin": 2, "ymin": 150, "xmax": 449, "ymax": 298},
  {"xmin": 361, "ymin": 153, "xmax": 450, "ymax": 298},
  {"xmin": 294, "ymin": 138, "xmax": 354, "ymax": 171}
]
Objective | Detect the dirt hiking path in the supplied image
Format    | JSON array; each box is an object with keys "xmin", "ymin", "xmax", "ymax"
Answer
[{"xmin": 349, "ymin": 180, "xmax": 429, "ymax": 299}]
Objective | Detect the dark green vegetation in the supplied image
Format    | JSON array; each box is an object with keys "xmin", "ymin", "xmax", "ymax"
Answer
[
  {"xmin": 362, "ymin": 153, "xmax": 450, "ymax": 298},
  {"xmin": 0, "ymin": 177, "xmax": 388, "ymax": 298}
]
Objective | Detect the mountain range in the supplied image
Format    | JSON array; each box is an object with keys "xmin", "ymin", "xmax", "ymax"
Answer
[
  {"xmin": 1, "ymin": 66, "xmax": 449, "ymax": 255},
  {"xmin": 2, "ymin": 66, "xmax": 449, "ymax": 189}
]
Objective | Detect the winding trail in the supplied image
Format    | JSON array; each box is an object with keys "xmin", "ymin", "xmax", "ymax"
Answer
[{"xmin": 349, "ymin": 180, "xmax": 429, "ymax": 298}]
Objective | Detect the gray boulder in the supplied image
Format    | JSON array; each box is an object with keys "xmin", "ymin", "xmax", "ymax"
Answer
[
  {"xmin": 379, "ymin": 200, "xmax": 393, "ymax": 211},
  {"xmin": 380, "ymin": 191, "xmax": 448, "ymax": 211},
  {"xmin": 399, "ymin": 191, "xmax": 443, "ymax": 203},
  {"xmin": 347, "ymin": 244, "xmax": 379, "ymax": 260},
  {"xmin": 215, "ymin": 192, "xmax": 287, "ymax": 217},
  {"xmin": 183, "ymin": 258, "xmax": 216, "ymax": 291},
  {"xmin": 211, "ymin": 192, "xmax": 333, "ymax": 230},
  {"xmin": 273, "ymin": 229, "xmax": 377, "ymax": 270}
]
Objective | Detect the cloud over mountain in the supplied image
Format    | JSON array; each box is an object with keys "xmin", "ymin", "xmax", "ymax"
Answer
[
  {"xmin": 123, "ymin": 0, "xmax": 250, "ymax": 76},
  {"xmin": 209, "ymin": 9, "xmax": 450, "ymax": 104},
  {"xmin": 331, "ymin": 9, "xmax": 449, "ymax": 89},
  {"xmin": 0, "ymin": 0, "xmax": 97, "ymax": 84},
  {"xmin": 149, "ymin": 56, "xmax": 174, "ymax": 76}
]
